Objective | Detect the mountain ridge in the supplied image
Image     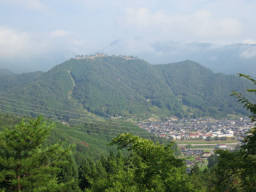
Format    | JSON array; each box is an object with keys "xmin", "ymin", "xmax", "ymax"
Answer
[{"xmin": 0, "ymin": 56, "xmax": 253, "ymax": 121}]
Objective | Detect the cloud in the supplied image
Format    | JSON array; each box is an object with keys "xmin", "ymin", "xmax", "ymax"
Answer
[
  {"xmin": 243, "ymin": 40, "xmax": 256, "ymax": 45},
  {"xmin": 0, "ymin": 0, "xmax": 46, "ymax": 10},
  {"xmin": 0, "ymin": 27, "xmax": 83, "ymax": 66},
  {"xmin": 240, "ymin": 47, "xmax": 256, "ymax": 59},
  {"xmin": 50, "ymin": 30, "xmax": 70, "ymax": 38},
  {"xmin": 0, "ymin": 27, "xmax": 31, "ymax": 58},
  {"xmin": 122, "ymin": 8, "xmax": 242, "ymax": 42},
  {"xmin": 0, "ymin": 27, "xmax": 79, "ymax": 57},
  {"xmin": 0, "ymin": 26, "xmax": 87, "ymax": 72}
]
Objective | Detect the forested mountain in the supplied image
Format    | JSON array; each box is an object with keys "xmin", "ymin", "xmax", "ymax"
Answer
[
  {"xmin": 0, "ymin": 56, "xmax": 253, "ymax": 121},
  {"xmin": 155, "ymin": 60, "xmax": 251, "ymax": 117},
  {"xmin": 0, "ymin": 57, "xmax": 255, "ymax": 192},
  {"xmin": 0, "ymin": 70, "xmax": 42, "ymax": 93}
]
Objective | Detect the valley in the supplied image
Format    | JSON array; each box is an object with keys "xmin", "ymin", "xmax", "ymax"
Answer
[
  {"xmin": 0, "ymin": 55, "xmax": 253, "ymax": 122},
  {"xmin": 0, "ymin": 55, "xmax": 253, "ymax": 165},
  {"xmin": 0, "ymin": 55, "xmax": 255, "ymax": 191},
  {"xmin": 1, "ymin": 1, "xmax": 256, "ymax": 190},
  {"xmin": 139, "ymin": 116, "xmax": 253, "ymax": 141}
]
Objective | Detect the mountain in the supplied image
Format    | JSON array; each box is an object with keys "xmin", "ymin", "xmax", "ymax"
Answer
[
  {"xmin": 151, "ymin": 42, "xmax": 256, "ymax": 75},
  {"xmin": 103, "ymin": 40, "xmax": 256, "ymax": 75},
  {"xmin": 155, "ymin": 60, "xmax": 251, "ymax": 116},
  {"xmin": 0, "ymin": 69, "xmax": 14, "ymax": 76},
  {"xmin": 0, "ymin": 70, "xmax": 42, "ymax": 93},
  {"xmin": 2, "ymin": 41, "xmax": 256, "ymax": 75},
  {"xmin": 0, "ymin": 55, "xmax": 253, "ymax": 121}
]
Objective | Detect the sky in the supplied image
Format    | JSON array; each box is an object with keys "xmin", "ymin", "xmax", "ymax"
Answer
[{"xmin": 0, "ymin": 0, "xmax": 256, "ymax": 72}]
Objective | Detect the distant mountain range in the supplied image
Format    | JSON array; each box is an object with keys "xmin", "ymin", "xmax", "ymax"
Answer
[
  {"xmin": 0, "ymin": 55, "xmax": 253, "ymax": 121},
  {"xmin": 1, "ymin": 42, "xmax": 256, "ymax": 75},
  {"xmin": 102, "ymin": 41, "xmax": 256, "ymax": 75}
]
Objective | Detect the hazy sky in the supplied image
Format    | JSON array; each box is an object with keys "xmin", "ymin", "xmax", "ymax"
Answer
[{"xmin": 0, "ymin": 0, "xmax": 255, "ymax": 72}]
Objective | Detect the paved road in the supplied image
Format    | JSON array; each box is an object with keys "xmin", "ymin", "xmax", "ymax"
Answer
[{"xmin": 178, "ymin": 143, "xmax": 239, "ymax": 147}]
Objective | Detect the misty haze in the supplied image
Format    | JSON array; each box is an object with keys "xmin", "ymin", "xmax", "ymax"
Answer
[{"xmin": 0, "ymin": 1, "xmax": 255, "ymax": 192}]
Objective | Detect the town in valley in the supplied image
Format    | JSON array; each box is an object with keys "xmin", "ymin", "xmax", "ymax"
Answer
[{"xmin": 138, "ymin": 117, "xmax": 254, "ymax": 169}]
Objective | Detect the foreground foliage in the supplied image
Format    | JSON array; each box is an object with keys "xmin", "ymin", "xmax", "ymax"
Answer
[
  {"xmin": 79, "ymin": 133, "xmax": 198, "ymax": 192},
  {"xmin": 0, "ymin": 73, "xmax": 255, "ymax": 191},
  {"xmin": 0, "ymin": 116, "xmax": 200, "ymax": 192},
  {"xmin": 0, "ymin": 117, "xmax": 80, "ymax": 192},
  {"xmin": 205, "ymin": 74, "xmax": 256, "ymax": 192}
]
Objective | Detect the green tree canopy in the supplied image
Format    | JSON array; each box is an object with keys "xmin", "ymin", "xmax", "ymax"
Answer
[
  {"xmin": 0, "ymin": 117, "xmax": 79, "ymax": 192},
  {"xmin": 79, "ymin": 133, "xmax": 199, "ymax": 192},
  {"xmin": 208, "ymin": 74, "xmax": 256, "ymax": 192}
]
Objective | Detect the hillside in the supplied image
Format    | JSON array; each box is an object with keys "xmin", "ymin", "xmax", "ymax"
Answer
[
  {"xmin": 0, "ymin": 113, "xmax": 152, "ymax": 161},
  {"xmin": 0, "ymin": 56, "xmax": 253, "ymax": 121},
  {"xmin": 155, "ymin": 60, "xmax": 251, "ymax": 117}
]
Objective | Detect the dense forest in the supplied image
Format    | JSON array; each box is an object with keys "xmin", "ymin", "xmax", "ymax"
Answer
[
  {"xmin": 0, "ymin": 56, "xmax": 254, "ymax": 122},
  {"xmin": 0, "ymin": 73, "xmax": 255, "ymax": 191}
]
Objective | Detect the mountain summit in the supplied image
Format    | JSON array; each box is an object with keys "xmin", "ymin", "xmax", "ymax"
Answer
[{"xmin": 0, "ymin": 55, "xmax": 252, "ymax": 121}]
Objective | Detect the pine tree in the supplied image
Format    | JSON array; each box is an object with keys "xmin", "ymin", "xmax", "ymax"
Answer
[
  {"xmin": 232, "ymin": 74, "xmax": 256, "ymax": 191},
  {"xmin": 0, "ymin": 117, "xmax": 78, "ymax": 192}
]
